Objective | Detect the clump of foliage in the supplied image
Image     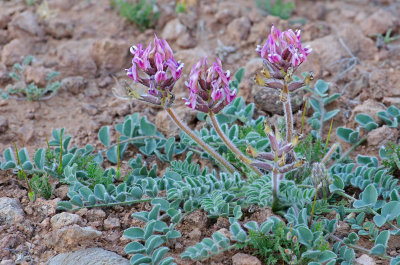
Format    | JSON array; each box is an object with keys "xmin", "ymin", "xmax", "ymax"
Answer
[
  {"xmin": 3, "ymin": 27, "xmax": 400, "ymax": 265},
  {"xmin": 381, "ymin": 143, "xmax": 400, "ymax": 176},
  {"xmin": 30, "ymin": 174, "xmax": 52, "ymax": 199},
  {"xmin": 255, "ymin": 0, "xmax": 295, "ymax": 20},
  {"xmin": 1, "ymin": 55, "xmax": 61, "ymax": 101},
  {"xmin": 370, "ymin": 28, "xmax": 400, "ymax": 49},
  {"xmin": 110, "ymin": 0, "xmax": 160, "ymax": 31}
]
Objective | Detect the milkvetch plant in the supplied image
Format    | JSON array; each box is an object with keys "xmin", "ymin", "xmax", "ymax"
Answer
[{"xmin": 3, "ymin": 26, "xmax": 400, "ymax": 265}]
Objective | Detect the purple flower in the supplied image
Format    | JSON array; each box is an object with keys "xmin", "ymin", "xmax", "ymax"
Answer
[
  {"xmin": 126, "ymin": 34, "xmax": 183, "ymax": 106},
  {"xmin": 256, "ymin": 25, "xmax": 312, "ymax": 73},
  {"xmin": 184, "ymin": 57, "xmax": 236, "ymax": 113}
]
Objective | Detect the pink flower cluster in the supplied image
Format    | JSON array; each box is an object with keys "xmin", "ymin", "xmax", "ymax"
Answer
[
  {"xmin": 184, "ymin": 57, "xmax": 236, "ymax": 114},
  {"xmin": 126, "ymin": 35, "xmax": 183, "ymax": 105},
  {"xmin": 257, "ymin": 25, "xmax": 311, "ymax": 72}
]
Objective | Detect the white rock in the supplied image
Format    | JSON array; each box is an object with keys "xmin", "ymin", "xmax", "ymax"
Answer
[
  {"xmin": 0, "ymin": 197, "xmax": 24, "ymax": 225},
  {"xmin": 47, "ymin": 247, "xmax": 129, "ymax": 265},
  {"xmin": 8, "ymin": 10, "xmax": 44, "ymax": 39},
  {"xmin": 51, "ymin": 212, "xmax": 82, "ymax": 229},
  {"xmin": 162, "ymin": 18, "xmax": 186, "ymax": 42},
  {"xmin": 355, "ymin": 254, "xmax": 376, "ymax": 265},
  {"xmin": 47, "ymin": 226, "xmax": 102, "ymax": 250},
  {"xmin": 232, "ymin": 253, "xmax": 262, "ymax": 265},
  {"xmin": 103, "ymin": 216, "xmax": 120, "ymax": 230}
]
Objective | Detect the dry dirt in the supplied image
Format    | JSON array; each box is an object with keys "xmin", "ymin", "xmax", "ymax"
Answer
[{"xmin": 0, "ymin": 0, "xmax": 399, "ymax": 264}]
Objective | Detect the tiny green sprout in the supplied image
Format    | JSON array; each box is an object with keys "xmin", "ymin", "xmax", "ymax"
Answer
[{"xmin": 14, "ymin": 143, "xmax": 35, "ymax": 202}]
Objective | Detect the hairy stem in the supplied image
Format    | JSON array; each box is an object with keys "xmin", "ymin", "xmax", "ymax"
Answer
[
  {"xmin": 101, "ymin": 135, "xmax": 164, "ymax": 153},
  {"xmin": 165, "ymin": 107, "xmax": 235, "ymax": 174},
  {"xmin": 209, "ymin": 112, "xmax": 262, "ymax": 176},
  {"xmin": 282, "ymin": 82, "xmax": 294, "ymax": 144},
  {"xmin": 336, "ymin": 191, "xmax": 400, "ymax": 230},
  {"xmin": 271, "ymin": 168, "xmax": 280, "ymax": 212},
  {"xmin": 322, "ymin": 143, "xmax": 338, "ymax": 164},
  {"xmin": 329, "ymin": 234, "xmax": 391, "ymax": 260},
  {"xmin": 70, "ymin": 198, "xmax": 154, "ymax": 211},
  {"xmin": 337, "ymin": 137, "xmax": 367, "ymax": 163}
]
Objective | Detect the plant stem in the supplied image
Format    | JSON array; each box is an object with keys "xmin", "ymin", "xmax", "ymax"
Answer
[
  {"xmin": 337, "ymin": 137, "xmax": 367, "ymax": 163},
  {"xmin": 322, "ymin": 143, "xmax": 338, "ymax": 164},
  {"xmin": 282, "ymin": 92, "xmax": 294, "ymax": 143},
  {"xmin": 209, "ymin": 112, "xmax": 262, "ymax": 176},
  {"xmin": 309, "ymin": 188, "xmax": 318, "ymax": 227},
  {"xmin": 323, "ymin": 119, "xmax": 334, "ymax": 155},
  {"xmin": 271, "ymin": 168, "xmax": 280, "ymax": 212},
  {"xmin": 329, "ymin": 234, "xmax": 392, "ymax": 260},
  {"xmin": 100, "ymin": 135, "xmax": 164, "ymax": 153},
  {"xmin": 165, "ymin": 107, "xmax": 235, "ymax": 174},
  {"xmin": 336, "ymin": 191, "xmax": 400, "ymax": 230},
  {"xmin": 14, "ymin": 143, "xmax": 34, "ymax": 201},
  {"xmin": 71, "ymin": 198, "xmax": 154, "ymax": 210}
]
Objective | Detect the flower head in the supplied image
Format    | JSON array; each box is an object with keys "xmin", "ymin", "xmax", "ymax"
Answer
[
  {"xmin": 126, "ymin": 34, "xmax": 183, "ymax": 106},
  {"xmin": 257, "ymin": 25, "xmax": 312, "ymax": 73},
  {"xmin": 184, "ymin": 57, "xmax": 236, "ymax": 113}
]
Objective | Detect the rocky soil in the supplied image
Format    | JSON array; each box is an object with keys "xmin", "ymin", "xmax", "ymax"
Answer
[{"xmin": 0, "ymin": 0, "xmax": 399, "ymax": 264}]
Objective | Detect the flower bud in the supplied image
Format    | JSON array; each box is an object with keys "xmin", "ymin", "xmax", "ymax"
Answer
[
  {"xmin": 183, "ymin": 57, "xmax": 236, "ymax": 114},
  {"xmin": 126, "ymin": 35, "xmax": 183, "ymax": 107},
  {"xmin": 257, "ymin": 25, "xmax": 312, "ymax": 74}
]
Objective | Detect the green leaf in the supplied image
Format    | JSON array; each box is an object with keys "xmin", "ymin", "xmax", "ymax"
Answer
[
  {"xmin": 145, "ymin": 235, "xmax": 165, "ymax": 254},
  {"xmin": 244, "ymin": 221, "xmax": 259, "ymax": 231},
  {"xmin": 98, "ymin": 126, "xmax": 110, "ymax": 147},
  {"xmin": 148, "ymin": 204, "xmax": 160, "ymax": 220},
  {"xmin": 166, "ymin": 230, "xmax": 181, "ymax": 239},
  {"xmin": 233, "ymin": 205, "xmax": 242, "ymax": 220},
  {"xmin": 140, "ymin": 117, "xmax": 156, "ymax": 136},
  {"xmin": 9, "ymin": 72, "xmax": 20, "ymax": 80},
  {"xmin": 94, "ymin": 184, "xmax": 106, "ymax": 200},
  {"xmin": 370, "ymin": 244, "xmax": 386, "ymax": 255},
  {"xmin": 330, "ymin": 174, "xmax": 344, "ymax": 191},
  {"xmin": 297, "ymin": 226, "xmax": 313, "ymax": 247},
  {"xmin": 22, "ymin": 161, "xmax": 33, "ymax": 170},
  {"xmin": 234, "ymin": 68, "xmax": 245, "ymax": 84},
  {"xmin": 56, "ymin": 201, "xmax": 73, "ymax": 210},
  {"xmin": 4, "ymin": 147, "xmax": 15, "ymax": 163},
  {"xmin": 230, "ymin": 222, "xmax": 247, "ymax": 242},
  {"xmin": 323, "ymin": 93, "xmax": 340, "ymax": 105},
  {"xmin": 23, "ymin": 55, "xmax": 34, "ymax": 65},
  {"xmin": 336, "ymin": 127, "xmax": 354, "ymax": 143},
  {"xmin": 125, "ymin": 242, "xmax": 146, "ymax": 254},
  {"xmin": 34, "ymin": 148, "xmax": 45, "ymax": 170},
  {"xmin": 373, "ymin": 215, "xmax": 386, "ymax": 227},
  {"xmin": 353, "ymin": 184, "xmax": 377, "ymax": 208},
  {"xmin": 323, "ymin": 109, "xmax": 340, "ymax": 122},
  {"xmin": 375, "ymin": 230, "xmax": 390, "ymax": 246},
  {"xmin": 124, "ymin": 227, "xmax": 144, "ymax": 240},
  {"xmin": 18, "ymin": 148, "xmax": 29, "ymax": 164},
  {"xmin": 106, "ymin": 146, "xmax": 118, "ymax": 164},
  {"xmin": 158, "ymin": 257, "xmax": 175, "ymax": 265},
  {"xmin": 315, "ymin": 79, "xmax": 329, "ymax": 95},
  {"xmin": 309, "ymin": 98, "xmax": 322, "ymax": 113},
  {"xmin": 152, "ymin": 247, "xmax": 169, "ymax": 265}
]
